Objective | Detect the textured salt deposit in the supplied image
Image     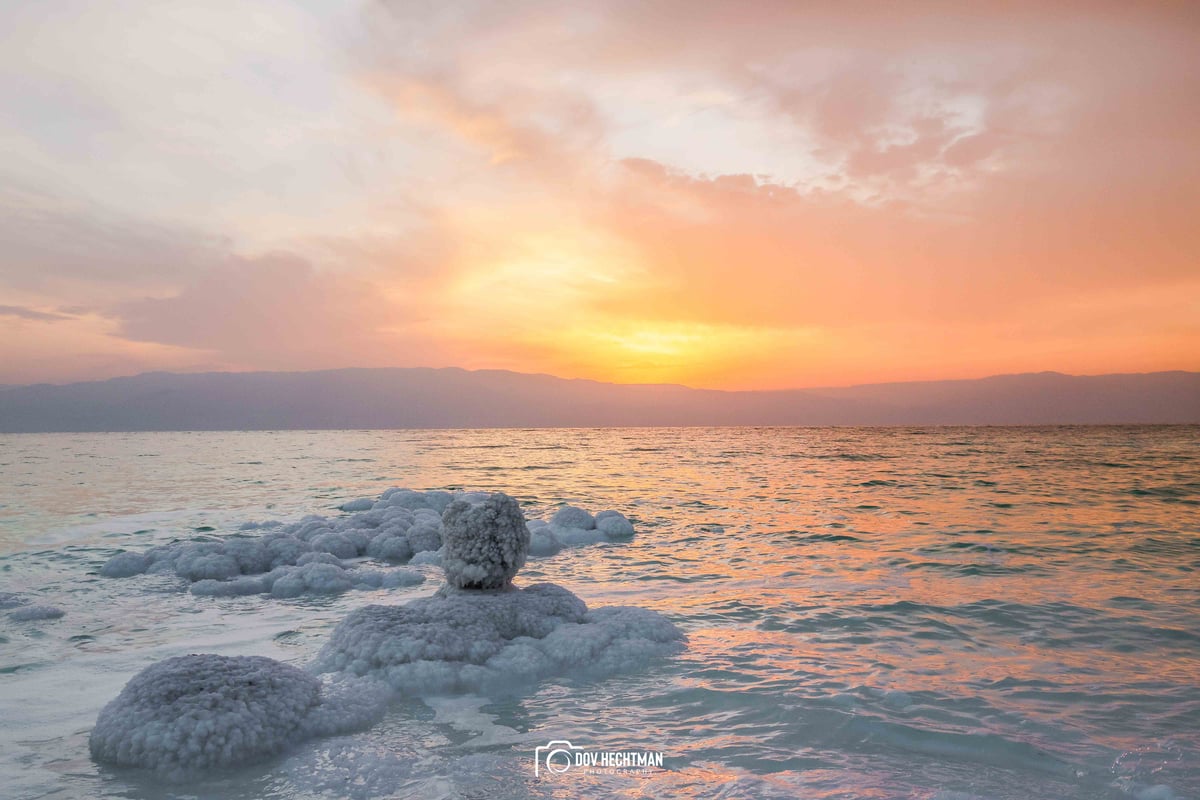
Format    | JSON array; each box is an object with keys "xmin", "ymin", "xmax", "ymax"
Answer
[
  {"xmin": 89, "ymin": 491, "xmax": 683, "ymax": 780},
  {"xmin": 89, "ymin": 655, "xmax": 388, "ymax": 781},
  {"xmin": 314, "ymin": 582, "xmax": 684, "ymax": 695},
  {"xmin": 441, "ymin": 493, "xmax": 529, "ymax": 589},
  {"xmin": 97, "ymin": 488, "xmax": 636, "ymax": 598},
  {"xmin": 8, "ymin": 604, "xmax": 65, "ymax": 621}
]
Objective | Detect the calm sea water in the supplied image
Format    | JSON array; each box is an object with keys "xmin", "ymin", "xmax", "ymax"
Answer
[{"xmin": 1, "ymin": 426, "xmax": 1198, "ymax": 800}]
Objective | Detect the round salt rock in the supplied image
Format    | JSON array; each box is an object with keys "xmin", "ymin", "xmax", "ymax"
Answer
[
  {"xmin": 89, "ymin": 654, "xmax": 321, "ymax": 780},
  {"xmin": 441, "ymin": 492, "xmax": 530, "ymax": 590}
]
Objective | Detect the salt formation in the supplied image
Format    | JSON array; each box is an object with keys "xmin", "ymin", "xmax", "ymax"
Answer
[
  {"xmin": 90, "ymin": 490, "xmax": 682, "ymax": 780},
  {"xmin": 188, "ymin": 562, "xmax": 424, "ymax": 599},
  {"xmin": 316, "ymin": 582, "xmax": 684, "ymax": 695},
  {"xmin": 97, "ymin": 488, "xmax": 636, "ymax": 598},
  {"xmin": 89, "ymin": 654, "xmax": 388, "ymax": 781},
  {"xmin": 8, "ymin": 604, "xmax": 65, "ymax": 621},
  {"xmin": 441, "ymin": 493, "xmax": 529, "ymax": 589},
  {"xmin": 315, "ymin": 491, "xmax": 685, "ymax": 695},
  {"xmin": 526, "ymin": 505, "xmax": 636, "ymax": 555}
]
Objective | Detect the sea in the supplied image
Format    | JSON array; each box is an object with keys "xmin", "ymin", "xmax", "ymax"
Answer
[{"xmin": 0, "ymin": 426, "xmax": 1197, "ymax": 800}]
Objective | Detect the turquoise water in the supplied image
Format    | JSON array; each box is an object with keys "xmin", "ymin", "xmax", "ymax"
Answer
[{"xmin": 1, "ymin": 426, "xmax": 1198, "ymax": 799}]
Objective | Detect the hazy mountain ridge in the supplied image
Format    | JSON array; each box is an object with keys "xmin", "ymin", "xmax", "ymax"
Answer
[{"xmin": 0, "ymin": 368, "xmax": 1196, "ymax": 432}]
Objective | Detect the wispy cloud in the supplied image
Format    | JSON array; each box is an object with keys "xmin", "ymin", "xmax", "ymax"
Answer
[
  {"xmin": 0, "ymin": 305, "xmax": 74, "ymax": 322},
  {"xmin": 114, "ymin": 252, "xmax": 438, "ymax": 370}
]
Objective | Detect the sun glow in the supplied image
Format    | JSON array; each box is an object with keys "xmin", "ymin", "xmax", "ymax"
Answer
[{"xmin": 522, "ymin": 320, "xmax": 823, "ymax": 387}]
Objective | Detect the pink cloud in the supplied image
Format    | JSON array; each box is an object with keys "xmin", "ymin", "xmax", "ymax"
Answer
[{"xmin": 115, "ymin": 253, "xmax": 433, "ymax": 370}]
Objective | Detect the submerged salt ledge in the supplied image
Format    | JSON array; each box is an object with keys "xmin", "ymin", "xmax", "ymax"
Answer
[
  {"xmin": 97, "ymin": 488, "xmax": 635, "ymax": 598},
  {"xmin": 90, "ymin": 491, "xmax": 683, "ymax": 781},
  {"xmin": 0, "ymin": 591, "xmax": 27, "ymax": 609}
]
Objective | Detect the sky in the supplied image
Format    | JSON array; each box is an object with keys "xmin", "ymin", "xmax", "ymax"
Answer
[{"xmin": 1, "ymin": 1, "xmax": 1197, "ymax": 390}]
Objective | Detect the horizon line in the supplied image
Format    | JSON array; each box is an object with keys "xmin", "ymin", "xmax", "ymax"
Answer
[{"xmin": 4, "ymin": 365, "xmax": 1198, "ymax": 396}]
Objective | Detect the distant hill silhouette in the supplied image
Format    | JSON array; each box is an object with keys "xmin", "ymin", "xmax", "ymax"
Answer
[{"xmin": 0, "ymin": 368, "xmax": 1196, "ymax": 432}]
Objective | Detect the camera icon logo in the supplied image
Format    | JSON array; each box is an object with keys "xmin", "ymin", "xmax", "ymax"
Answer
[{"xmin": 534, "ymin": 740, "xmax": 583, "ymax": 777}]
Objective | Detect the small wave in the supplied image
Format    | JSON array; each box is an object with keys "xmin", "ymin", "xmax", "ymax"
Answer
[
  {"xmin": 784, "ymin": 532, "xmax": 863, "ymax": 543},
  {"xmin": 813, "ymin": 452, "xmax": 895, "ymax": 461},
  {"xmin": 839, "ymin": 716, "xmax": 1077, "ymax": 778}
]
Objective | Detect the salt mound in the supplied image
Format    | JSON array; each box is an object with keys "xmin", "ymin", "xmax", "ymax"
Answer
[
  {"xmin": 91, "ymin": 489, "xmax": 681, "ymax": 781},
  {"xmin": 9, "ymin": 604, "xmax": 65, "ymax": 621},
  {"xmin": 442, "ymin": 493, "xmax": 529, "ymax": 589},
  {"xmin": 550, "ymin": 505, "xmax": 595, "ymax": 530},
  {"xmin": 99, "ymin": 552, "xmax": 149, "ymax": 578},
  {"xmin": 314, "ymin": 582, "xmax": 684, "ymax": 695},
  {"xmin": 595, "ymin": 509, "xmax": 636, "ymax": 537},
  {"xmin": 97, "ymin": 488, "xmax": 636, "ymax": 598},
  {"xmin": 189, "ymin": 563, "xmax": 423, "ymax": 598},
  {"xmin": 527, "ymin": 507, "xmax": 635, "ymax": 555},
  {"xmin": 89, "ymin": 654, "xmax": 387, "ymax": 781},
  {"xmin": 313, "ymin": 493, "xmax": 682, "ymax": 694}
]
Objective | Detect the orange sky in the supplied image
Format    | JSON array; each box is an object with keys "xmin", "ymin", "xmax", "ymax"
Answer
[{"xmin": 1, "ymin": 2, "xmax": 1197, "ymax": 389}]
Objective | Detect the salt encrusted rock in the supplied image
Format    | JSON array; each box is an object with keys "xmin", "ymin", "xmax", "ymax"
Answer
[
  {"xmin": 550, "ymin": 505, "xmax": 596, "ymax": 530},
  {"xmin": 187, "ymin": 562, "xmax": 423, "ymax": 598},
  {"xmin": 595, "ymin": 510, "xmax": 635, "ymax": 537},
  {"xmin": 89, "ymin": 654, "xmax": 387, "ymax": 780},
  {"xmin": 174, "ymin": 550, "xmax": 240, "ymax": 582},
  {"xmin": 97, "ymin": 488, "xmax": 636, "ymax": 599},
  {"xmin": 99, "ymin": 551, "xmax": 149, "ymax": 578},
  {"xmin": 9, "ymin": 604, "xmax": 65, "ymax": 621},
  {"xmin": 91, "ymin": 488, "xmax": 681, "ymax": 780},
  {"xmin": 316, "ymin": 492, "xmax": 681, "ymax": 693},
  {"xmin": 526, "ymin": 520, "xmax": 563, "ymax": 556},
  {"xmin": 314, "ymin": 583, "xmax": 684, "ymax": 695},
  {"xmin": 270, "ymin": 562, "xmax": 355, "ymax": 598},
  {"xmin": 441, "ymin": 493, "xmax": 529, "ymax": 590},
  {"xmin": 91, "ymin": 655, "xmax": 318, "ymax": 778},
  {"xmin": 309, "ymin": 532, "xmax": 358, "ymax": 560},
  {"xmin": 297, "ymin": 551, "xmax": 343, "ymax": 568},
  {"xmin": 404, "ymin": 522, "xmax": 442, "ymax": 555},
  {"xmin": 366, "ymin": 531, "xmax": 413, "ymax": 562}
]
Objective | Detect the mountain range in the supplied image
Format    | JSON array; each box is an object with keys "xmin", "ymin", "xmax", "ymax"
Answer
[{"xmin": 0, "ymin": 368, "xmax": 1196, "ymax": 432}]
